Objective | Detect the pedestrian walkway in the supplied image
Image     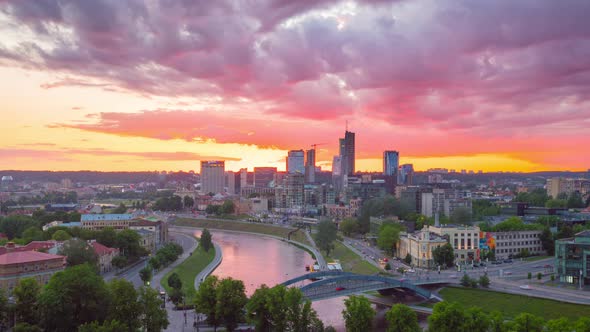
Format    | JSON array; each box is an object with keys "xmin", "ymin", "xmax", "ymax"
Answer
[{"xmin": 195, "ymin": 243, "xmax": 222, "ymax": 289}]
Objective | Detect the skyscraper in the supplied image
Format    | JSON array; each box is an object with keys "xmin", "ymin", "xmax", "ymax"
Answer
[
  {"xmin": 254, "ymin": 167, "xmax": 277, "ymax": 188},
  {"xmin": 340, "ymin": 131, "xmax": 355, "ymax": 176},
  {"xmin": 397, "ymin": 164, "xmax": 414, "ymax": 185},
  {"xmin": 287, "ymin": 150, "xmax": 305, "ymax": 174},
  {"xmin": 383, "ymin": 150, "xmax": 399, "ymax": 176},
  {"xmin": 200, "ymin": 161, "xmax": 225, "ymax": 194},
  {"xmin": 305, "ymin": 149, "xmax": 316, "ymax": 183}
]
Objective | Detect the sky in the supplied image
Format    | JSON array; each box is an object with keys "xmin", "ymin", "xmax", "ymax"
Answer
[{"xmin": 0, "ymin": 0, "xmax": 589, "ymax": 173}]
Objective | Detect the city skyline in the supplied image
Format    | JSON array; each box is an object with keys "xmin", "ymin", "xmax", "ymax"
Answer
[{"xmin": 1, "ymin": 1, "xmax": 589, "ymax": 173}]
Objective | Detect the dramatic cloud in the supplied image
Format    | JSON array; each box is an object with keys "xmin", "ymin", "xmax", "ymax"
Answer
[{"xmin": 1, "ymin": 0, "xmax": 589, "ymax": 170}]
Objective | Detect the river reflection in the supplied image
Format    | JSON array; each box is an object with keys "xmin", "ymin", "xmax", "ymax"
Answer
[{"xmin": 193, "ymin": 230, "xmax": 346, "ymax": 330}]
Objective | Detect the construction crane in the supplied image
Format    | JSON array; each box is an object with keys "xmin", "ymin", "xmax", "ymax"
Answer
[{"xmin": 310, "ymin": 143, "xmax": 326, "ymax": 150}]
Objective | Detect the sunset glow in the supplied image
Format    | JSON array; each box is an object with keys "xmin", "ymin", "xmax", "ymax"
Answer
[{"xmin": 1, "ymin": 1, "xmax": 589, "ymax": 172}]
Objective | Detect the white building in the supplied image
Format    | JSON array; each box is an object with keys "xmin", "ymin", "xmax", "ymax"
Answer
[{"xmin": 201, "ymin": 161, "xmax": 225, "ymax": 194}]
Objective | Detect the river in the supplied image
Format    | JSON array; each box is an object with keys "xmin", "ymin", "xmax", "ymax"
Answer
[{"xmin": 192, "ymin": 229, "xmax": 346, "ymax": 330}]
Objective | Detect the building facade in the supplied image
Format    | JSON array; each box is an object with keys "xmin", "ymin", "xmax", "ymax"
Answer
[
  {"xmin": 383, "ymin": 150, "xmax": 399, "ymax": 177},
  {"xmin": 547, "ymin": 178, "xmax": 590, "ymax": 198},
  {"xmin": 429, "ymin": 225, "xmax": 480, "ymax": 262},
  {"xmin": 287, "ymin": 150, "xmax": 305, "ymax": 174},
  {"xmin": 340, "ymin": 131, "xmax": 355, "ymax": 176},
  {"xmin": 254, "ymin": 167, "xmax": 277, "ymax": 188},
  {"xmin": 201, "ymin": 161, "xmax": 225, "ymax": 194},
  {"xmin": 397, "ymin": 229, "xmax": 448, "ymax": 268},
  {"xmin": 555, "ymin": 230, "xmax": 590, "ymax": 286},
  {"xmin": 0, "ymin": 250, "xmax": 66, "ymax": 291},
  {"xmin": 491, "ymin": 230, "xmax": 545, "ymax": 259},
  {"xmin": 90, "ymin": 241, "xmax": 119, "ymax": 274},
  {"xmin": 397, "ymin": 164, "xmax": 414, "ymax": 186},
  {"xmin": 81, "ymin": 214, "xmax": 134, "ymax": 230},
  {"xmin": 129, "ymin": 219, "xmax": 169, "ymax": 246},
  {"xmin": 136, "ymin": 229, "xmax": 156, "ymax": 254},
  {"xmin": 305, "ymin": 149, "xmax": 316, "ymax": 183}
]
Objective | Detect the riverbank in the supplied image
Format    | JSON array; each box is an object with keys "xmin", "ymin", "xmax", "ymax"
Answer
[
  {"xmin": 173, "ymin": 217, "xmax": 311, "ymax": 246},
  {"xmin": 430, "ymin": 286, "xmax": 590, "ymax": 321},
  {"xmin": 160, "ymin": 239, "xmax": 216, "ymax": 294},
  {"xmin": 325, "ymin": 241, "xmax": 381, "ymax": 275}
]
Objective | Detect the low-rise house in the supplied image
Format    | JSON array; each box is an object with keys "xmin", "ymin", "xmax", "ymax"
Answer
[
  {"xmin": 136, "ymin": 229, "xmax": 156, "ymax": 254},
  {"xmin": 0, "ymin": 249, "xmax": 66, "ymax": 291},
  {"xmin": 129, "ymin": 218, "xmax": 169, "ymax": 246},
  {"xmin": 89, "ymin": 240, "xmax": 119, "ymax": 274}
]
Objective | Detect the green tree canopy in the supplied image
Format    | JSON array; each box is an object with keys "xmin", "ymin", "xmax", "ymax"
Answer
[
  {"xmin": 216, "ymin": 277, "xmax": 248, "ymax": 332},
  {"xmin": 450, "ymin": 207, "xmax": 472, "ymax": 224},
  {"xmin": 377, "ymin": 223, "xmax": 402, "ymax": 255},
  {"xmin": 385, "ymin": 304, "xmax": 420, "ymax": 332},
  {"xmin": 167, "ymin": 272, "xmax": 182, "ymax": 290},
  {"xmin": 78, "ymin": 320, "xmax": 126, "ymax": 332},
  {"xmin": 510, "ymin": 312, "xmax": 544, "ymax": 332},
  {"xmin": 567, "ymin": 192, "xmax": 585, "ymax": 209},
  {"xmin": 38, "ymin": 264, "xmax": 111, "ymax": 331},
  {"xmin": 96, "ymin": 227, "xmax": 118, "ymax": 248},
  {"xmin": 14, "ymin": 278, "xmax": 41, "ymax": 325},
  {"xmin": 139, "ymin": 266, "xmax": 152, "ymax": 285},
  {"xmin": 200, "ymin": 228, "xmax": 213, "ymax": 252},
  {"xmin": 342, "ymin": 295, "xmax": 375, "ymax": 332},
  {"xmin": 428, "ymin": 302, "xmax": 466, "ymax": 332},
  {"xmin": 195, "ymin": 276, "xmax": 221, "ymax": 329},
  {"xmin": 315, "ymin": 220, "xmax": 337, "ymax": 256},
  {"xmin": 432, "ymin": 243, "xmax": 454, "ymax": 267},
  {"xmin": 116, "ymin": 229, "xmax": 145, "ymax": 260},
  {"xmin": 339, "ymin": 218, "xmax": 359, "ymax": 236},
  {"xmin": 545, "ymin": 199, "xmax": 567, "ymax": 209},
  {"xmin": 183, "ymin": 195, "xmax": 194, "ymax": 208},
  {"xmin": 138, "ymin": 286, "xmax": 169, "ymax": 332},
  {"xmin": 107, "ymin": 279, "xmax": 141, "ymax": 332},
  {"xmin": 59, "ymin": 238, "xmax": 98, "ymax": 269},
  {"xmin": 51, "ymin": 229, "xmax": 71, "ymax": 241}
]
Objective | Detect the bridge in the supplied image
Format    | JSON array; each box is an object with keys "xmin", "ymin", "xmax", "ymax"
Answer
[{"xmin": 281, "ymin": 271, "xmax": 443, "ymax": 302}]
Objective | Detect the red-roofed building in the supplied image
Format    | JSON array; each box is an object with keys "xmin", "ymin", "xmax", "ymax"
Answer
[
  {"xmin": 0, "ymin": 250, "xmax": 65, "ymax": 291},
  {"xmin": 89, "ymin": 241, "xmax": 119, "ymax": 273},
  {"xmin": 0, "ymin": 241, "xmax": 60, "ymax": 256}
]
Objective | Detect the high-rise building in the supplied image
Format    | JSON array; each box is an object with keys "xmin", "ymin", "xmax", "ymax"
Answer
[
  {"xmin": 383, "ymin": 151, "xmax": 399, "ymax": 176},
  {"xmin": 254, "ymin": 167, "xmax": 277, "ymax": 188},
  {"xmin": 239, "ymin": 168, "xmax": 249, "ymax": 189},
  {"xmin": 226, "ymin": 171, "xmax": 236, "ymax": 195},
  {"xmin": 332, "ymin": 155, "xmax": 343, "ymax": 191},
  {"xmin": 340, "ymin": 131, "xmax": 355, "ymax": 176},
  {"xmin": 305, "ymin": 149, "xmax": 316, "ymax": 183},
  {"xmin": 397, "ymin": 164, "xmax": 414, "ymax": 185},
  {"xmin": 200, "ymin": 161, "xmax": 225, "ymax": 194},
  {"xmin": 287, "ymin": 150, "xmax": 305, "ymax": 174}
]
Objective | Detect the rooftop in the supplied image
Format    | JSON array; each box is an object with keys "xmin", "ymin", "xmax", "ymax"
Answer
[
  {"xmin": 0, "ymin": 251, "xmax": 65, "ymax": 265},
  {"xmin": 81, "ymin": 214, "xmax": 134, "ymax": 222},
  {"xmin": 90, "ymin": 241, "xmax": 118, "ymax": 256}
]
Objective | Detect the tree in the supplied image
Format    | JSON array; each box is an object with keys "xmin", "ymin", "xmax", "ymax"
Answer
[
  {"xmin": 567, "ymin": 192, "xmax": 585, "ymax": 209},
  {"xmin": 112, "ymin": 255, "xmax": 128, "ymax": 269},
  {"xmin": 450, "ymin": 207, "xmax": 472, "ymax": 224},
  {"xmin": 195, "ymin": 276, "xmax": 221, "ymax": 330},
  {"xmin": 0, "ymin": 289, "xmax": 8, "ymax": 329},
  {"xmin": 78, "ymin": 320, "xmax": 126, "ymax": 332},
  {"xmin": 200, "ymin": 228, "xmax": 213, "ymax": 252},
  {"xmin": 545, "ymin": 199, "xmax": 567, "ymax": 209},
  {"xmin": 148, "ymin": 256, "xmax": 161, "ymax": 270},
  {"xmin": 540, "ymin": 227, "xmax": 555, "ymax": 255},
  {"xmin": 59, "ymin": 238, "xmax": 98, "ymax": 269},
  {"xmin": 479, "ymin": 273, "xmax": 490, "ymax": 288},
  {"xmin": 0, "ymin": 215, "xmax": 40, "ymax": 239},
  {"xmin": 342, "ymin": 295, "xmax": 375, "ymax": 332},
  {"xmin": 404, "ymin": 253, "xmax": 412, "ymax": 265},
  {"xmin": 13, "ymin": 323, "xmax": 43, "ymax": 332},
  {"xmin": 22, "ymin": 226, "xmax": 44, "ymax": 243},
  {"xmin": 51, "ymin": 229, "xmax": 71, "ymax": 241},
  {"xmin": 112, "ymin": 203, "xmax": 127, "ymax": 214},
  {"xmin": 96, "ymin": 227, "xmax": 118, "ymax": 248},
  {"xmin": 246, "ymin": 284, "xmax": 273, "ymax": 332},
  {"xmin": 116, "ymin": 229, "xmax": 144, "ymax": 260},
  {"xmin": 183, "ymin": 195, "xmax": 194, "ymax": 208},
  {"xmin": 168, "ymin": 288, "xmax": 184, "ymax": 305},
  {"xmin": 205, "ymin": 204, "xmax": 220, "ymax": 215},
  {"xmin": 546, "ymin": 317, "xmax": 572, "ymax": 332},
  {"xmin": 139, "ymin": 266, "xmax": 152, "ymax": 285},
  {"xmin": 377, "ymin": 224, "xmax": 401, "ymax": 255},
  {"xmin": 574, "ymin": 317, "xmax": 590, "ymax": 332},
  {"xmin": 537, "ymin": 272, "xmax": 542, "ymax": 280},
  {"xmin": 168, "ymin": 272, "xmax": 182, "ymax": 290},
  {"xmin": 315, "ymin": 220, "xmax": 337, "ymax": 256},
  {"xmin": 14, "ymin": 278, "xmax": 41, "ymax": 325},
  {"xmin": 107, "ymin": 279, "xmax": 141, "ymax": 332},
  {"xmin": 216, "ymin": 277, "xmax": 248, "ymax": 332},
  {"xmin": 511, "ymin": 313, "xmax": 544, "ymax": 332},
  {"xmin": 38, "ymin": 264, "xmax": 111, "ymax": 331},
  {"xmin": 385, "ymin": 304, "xmax": 420, "ymax": 332},
  {"xmin": 138, "ymin": 286, "xmax": 169, "ymax": 332},
  {"xmin": 428, "ymin": 302, "xmax": 466, "ymax": 332},
  {"xmin": 339, "ymin": 218, "xmax": 359, "ymax": 236},
  {"xmin": 464, "ymin": 307, "xmax": 490, "ymax": 332},
  {"xmin": 433, "ymin": 243, "xmax": 454, "ymax": 267},
  {"xmin": 489, "ymin": 311, "xmax": 506, "ymax": 332},
  {"xmin": 461, "ymin": 273, "xmax": 474, "ymax": 287},
  {"xmin": 220, "ymin": 200, "xmax": 235, "ymax": 215}
]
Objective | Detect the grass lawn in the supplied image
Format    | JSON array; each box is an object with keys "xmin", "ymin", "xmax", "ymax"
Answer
[
  {"xmin": 437, "ymin": 286, "xmax": 590, "ymax": 321},
  {"xmin": 523, "ymin": 255, "xmax": 552, "ymax": 262},
  {"xmin": 173, "ymin": 218, "xmax": 311, "ymax": 246},
  {"xmin": 325, "ymin": 241, "xmax": 380, "ymax": 275},
  {"xmin": 161, "ymin": 244, "xmax": 215, "ymax": 294}
]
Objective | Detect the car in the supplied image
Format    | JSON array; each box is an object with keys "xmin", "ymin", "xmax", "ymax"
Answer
[
  {"xmin": 472, "ymin": 263, "xmax": 480, "ymax": 268},
  {"xmin": 407, "ymin": 269, "xmax": 416, "ymax": 273},
  {"xmin": 491, "ymin": 261, "xmax": 502, "ymax": 265},
  {"xmin": 449, "ymin": 274, "xmax": 458, "ymax": 279},
  {"xmin": 519, "ymin": 285, "xmax": 532, "ymax": 290},
  {"xmin": 504, "ymin": 271, "xmax": 513, "ymax": 275},
  {"xmin": 335, "ymin": 287, "xmax": 346, "ymax": 291},
  {"xmin": 503, "ymin": 259, "xmax": 513, "ymax": 263},
  {"xmin": 480, "ymin": 262, "xmax": 486, "ymax": 267}
]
